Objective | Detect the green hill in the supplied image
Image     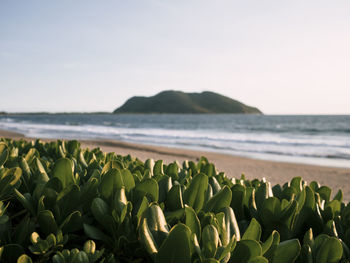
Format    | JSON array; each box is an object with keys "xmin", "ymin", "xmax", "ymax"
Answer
[{"xmin": 113, "ymin": 90, "xmax": 262, "ymax": 114}]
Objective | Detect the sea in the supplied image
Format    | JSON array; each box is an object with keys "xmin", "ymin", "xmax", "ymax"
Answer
[{"xmin": 0, "ymin": 114, "xmax": 350, "ymax": 168}]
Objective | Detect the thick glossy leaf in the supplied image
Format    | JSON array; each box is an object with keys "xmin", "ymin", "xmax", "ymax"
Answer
[
  {"xmin": 52, "ymin": 158, "xmax": 74, "ymax": 188},
  {"xmin": 0, "ymin": 143, "xmax": 8, "ymax": 167},
  {"xmin": 60, "ymin": 210, "xmax": 82, "ymax": 233},
  {"xmin": 316, "ymin": 236, "xmax": 343, "ymax": 263},
  {"xmin": 91, "ymin": 198, "xmax": 109, "ymax": 225},
  {"xmin": 155, "ymin": 224, "xmax": 191, "ymax": 263},
  {"xmin": 184, "ymin": 205, "xmax": 201, "ymax": 239},
  {"xmin": 166, "ymin": 184, "xmax": 184, "ymax": 211},
  {"xmin": 202, "ymin": 224, "xmax": 219, "ymax": 258},
  {"xmin": 99, "ymin": 168, "xmax": 123, "ymax": 200},
  {"xmin": 230, "ymin": 184, "xmax": 246, "ymax": 221},
  {"xmin": 227, "ymin": 208, "xmax": 241, "ymax": 241},
  {"xmin": 247, "ymin": 257, "xmax": 268, "ymax": 263},
  {"xmin": 209, "ymin": 176, "xmax": 221, "ymax": 195},
  {"xmin": 158, "ymin": 175, "xmax": 172, "ymax": 203},
  {"xmin": 13, "ymin": 189, "xmax": 35, "ymax": 215},
  {"xmin": 139, "ymin": 217, "xmax": 158, "ymax": 256},
  {"xmin": 263, "ymin": 231, "xmax": 280, "ymax": 260},
  {"xmin": 261, "ymin": 230, "xmax": 278, "ymax": 255},
  {"xmin": 242, "ymin": 218, "xmax": 261, "ymax": 241},
  {"xmin": 17, "ymin": 254, "xmax": 33, "ymax": 263},
  {"xmin": 317, "ymin": 186, "xmax": 331, "ymax": 202},
  {"xmin": 183, "ymin": 173, "xmax": 208, "ymax": 212},
  {"xmin": 203, "ymin": 185, "xmax": 232, "ymax": 213},
  {"xmin": 83, "ymin": 224, "xmax": 111, "ymax": 244},
  {"xmin": 153, "ymin": 160, "xmax": 164, "ymax": 176},
  {"xmin": 230, "ymin": 240, "xmax": 262, "ymax": 263},
  {"xmin": 135, "ymin": 178, "xmax": 159, "ymax": 203},
  {"xmin": 299, "ymin": 244, "xmax": 313, "ymax": 263},
  {"xmin": 166, "ymin": 162, "xmax": 179, "ymax": 180},
  {"xmin": 37, "ymin": 210, "xmax": 58, "ymax": 235},
  {"xmin": 271, "ymin": 239, "xmax": 301, "ymax": 263},
  {"xmin": 141, "ymin": 204, "xmax": 169, "ymax": 246},
  {"xmin": 120, "ymin": 168, "xmax": 135, "ymax": 192},
  {"xmin": 259, "ymin": 197, "xmax": 281, "ymax": 227},
  {"xmin": 71, "ymin": 251, "xmax": 89, "ymax": 263},
  {"xmin": 255, "ymin": 182, "xmax": 272, "ymax": 210},
  {"xmin": 25, "ymin": 148, "xmax": 39, "ymax": 165}
]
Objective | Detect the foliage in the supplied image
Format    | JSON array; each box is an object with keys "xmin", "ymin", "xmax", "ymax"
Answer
[
  {"xmin": 113, "ymin": 90, "xmax": 262, "ymax": 114},
  {"xmin": 0, "ymin": 138, "xmax": 348, "ymax": 262}
]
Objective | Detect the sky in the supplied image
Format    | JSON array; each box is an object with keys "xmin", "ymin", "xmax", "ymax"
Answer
[{"xmin": 0, "ymin": 1, "xmax": 349, "ymax": 114}]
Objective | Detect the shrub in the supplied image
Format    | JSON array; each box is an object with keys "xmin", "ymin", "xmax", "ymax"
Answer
[{"xmin": 0, "ymin": 138, "xmax": 349, "ymax": 262}]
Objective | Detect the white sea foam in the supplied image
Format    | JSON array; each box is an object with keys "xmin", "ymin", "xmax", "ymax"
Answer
[{"xmin": 1, "ymin": 114, "xmax": 349, "ymax": 168}]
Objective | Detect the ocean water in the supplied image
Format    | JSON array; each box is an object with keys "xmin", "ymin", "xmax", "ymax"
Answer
[{"xmin": 0, "ymin": 114, "xmax": 350, "ymax": 168}]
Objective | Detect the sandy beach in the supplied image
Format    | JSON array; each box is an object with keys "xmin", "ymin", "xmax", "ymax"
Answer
[{"xmin": 1, "ymin": 128, "xmax": 350, "ymax": 201}]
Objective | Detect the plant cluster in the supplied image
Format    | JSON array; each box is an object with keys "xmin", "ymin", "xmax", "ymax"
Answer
[{"xmin": 0, "ymin": 138, "xmax": 349, "ymax": 262}]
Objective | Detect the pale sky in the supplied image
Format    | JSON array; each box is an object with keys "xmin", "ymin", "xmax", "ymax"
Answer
[{"xmin": 1, "ymin": 0, "xmax": 349, "ymax": 114}]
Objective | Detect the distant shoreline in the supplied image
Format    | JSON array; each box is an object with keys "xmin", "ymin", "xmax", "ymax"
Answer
[{"xmin": 1, "ymin": 112, "xmax": 350, "ymax": 116}]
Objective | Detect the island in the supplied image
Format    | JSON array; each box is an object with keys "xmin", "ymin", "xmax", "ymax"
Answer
[{"xmin": 113, "ymin": 90, "xmax": 262, "ymax": 114}]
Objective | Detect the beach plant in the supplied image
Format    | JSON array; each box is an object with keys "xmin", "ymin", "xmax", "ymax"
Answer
[{"xmin": 0, "ymin": 137, "xmax": 349, "ymax": 262}]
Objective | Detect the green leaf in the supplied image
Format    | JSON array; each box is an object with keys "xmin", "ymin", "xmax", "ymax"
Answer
[
  {"xmin": 83, "ymin": 240, "xmax": 96, "ymax": 254},
  {"xmin": 139, "ymin": 217, "xmax": 159, "ymax": 256},
  {"xmin": 263, "ymin": 231, "xmax": 280, "ymax": 260},
  {"xmin": 165, "ymin": 162, "xmax": 179, "ymax": 180},
  {"xmin": 60, "ymin": 211, "xmax": 82, "ymax": 233},
  {"xmin": 255, "ymin": 182, "xmax": 273, "ymax": 210},
  {"xmin": 259, "ymin": 197, "xmax": 281, "ymax": 228},
  {"xmin": 91, "ymin": 198, "xmax": 109, "ymax": 225},
  {"xmin": 52, "ymin": 158, "xmax": 74, "ymax": 188},
  {"xmin": 83, "ymin": 224, "xmax": 111, "ymax": 244},
  {"xmin": 230, "ymin": 184, "xmax": 246, "ymax": 221},
  {"xmin": 99, "ymin": 168, "xmax": 121, "ymax": 200},
  {"xmin": 271, "ymin": 239, "xmax": 301, "ymax": 263},
  {"xmin": 203, "ymin": 185, "xmax": 232, "ymax": 213},
  {"xmin": 183, "ymin": 173, "xmax": 208, "ymax": 213},
  {"xmin": 13, "ymin": 189, "xmax": 35, "ymax": 216},
  {"xmin": 166, "ymin": 185, "xmax": 184, "ymax": 211},
  {"xmin": 120, "ymin": 168, "xmax": 135, "ymax": 192},
  {"xmin": 17, "ymin": 254, "xmax": 33, "ymax": 263},
  {"xmin": 101, "ymin": 160, "xmax": 124, "ymax": 174},
  {"xmin": 222, "ymin": 206, "xmax": 241, "ymax": 241},
  {"xmin": 153, "ymin": 160, "xmax": 164, "ymax": 176},
  {"xmin": 71, "ymin": 251, "xmax": 89, "ymax": 263},
  {"xmin": 141, "ymin": 204, "xmax": 169, "ymax": 246},
  {"xmin": 155, "ymin": 224, "xmax": 191, "ymax": 263},
  {"xmin": 209, "ymin": 176, "xmax": 221, "ymax": 195},
  {"xmin": 0, "ymin": 143, "xmax": 9, "ymax": 167},
  {"xmin": 317, "ymin": 186, "xmax": 331, "ymax": 202},
  {"xmin": 37, "ymin": 210, "xmax": 58, "ymax": 235},
  {"xmin": 261, "ymin": 230, "xmax": 278, "ymax": 255},
  {"xmin": 230, "ymin": 240, "xmax": 262, "ymax": 263},
  {"xmin": 316, "ymin": 236, "xmax": 343, "ymax": 263},
  {"xmin": 299, "ymin": 244, "xmax": 313, "ymax": 263},
  {"xmin": 247, "ymin": 257, "xmax": 268, "ymax": 263},
  {"xmin": 184, "ymin": 205, "xmax": 201, "ymax": 240},
  {"xmin": 145, "ymin": 159, "xmax": 155, "ymax": 176},
  {"xmin": 242, "ymin": 218, "xmax": 261, "ymax": 241},
  {"xmin": 25, "ymin": 148, "xmax": 39, "ymax": 165},
  {"xmin": 202, "ymin": 224, "xmax": 219, "ymax": 258},
  {"xmin": 333, "ymin": 189, "xmax": 342, "ymax": 202},
  {"xmin": 134, "ymin": 178, "xmax": 159, "ymax": 203}
]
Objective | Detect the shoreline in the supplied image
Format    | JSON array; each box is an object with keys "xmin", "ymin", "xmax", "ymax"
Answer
[{"xmin": 1, "ymin": 128, "xmax": 350, "ymax": 201}]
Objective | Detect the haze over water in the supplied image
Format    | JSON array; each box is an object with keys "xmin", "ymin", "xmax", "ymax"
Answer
[{"xmin": 1, "ymin": 114, "xmax": 350, "ymax": 168}]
